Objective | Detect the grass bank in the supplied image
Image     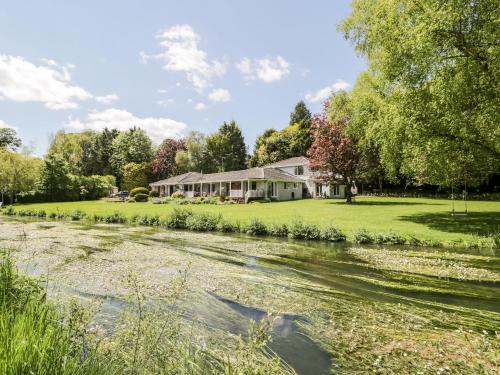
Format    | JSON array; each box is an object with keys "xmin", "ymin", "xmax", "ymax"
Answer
[{"xmin": 4, "ymin": 197, "xmax": 500, "ymax": 248}]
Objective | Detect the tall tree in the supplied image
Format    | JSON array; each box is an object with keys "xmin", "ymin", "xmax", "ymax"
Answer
[
  {"xmin": 48, "ymin": 130, "xmax": 94, "ymax": 175},
  {"xmin": 207, "ymin": 121, "xmax": 247, "ymax": 172},
  {"xmin": 174, "ymin": 132, "xmax": 212, "ymax": 173},
  {"xmin": 81, "ymin": 128, "xmax": 119, "ymax": 176},
  {"xmin": 0, "ymin": 127, "xmax": 21, "ymax": 150},
  {"xmin": 308, "ymin": 102, "xmax": 359, "ymax": 203},
  {"xmin": 37, "ymin": 153, "xmax": 72, "ymax": 201},
  {"xmin": 110, "ymin": 127, "xmax": 153, "ymax": 185},
  {"xmin": 151, "ymin": 138, "xmax": 186, "ymax": 179},
  {"xmin": 0, "ymin": 149, "xmax": 41, "ymax": 203},
  {"xmin": 289, "ymin": 100, "xmax": 313, "ymax": 155},
  {"xmin": 121, "ymin": 162, "xmax": 151, "ymax": 190},
  {"xmin": 339, "ymin": 0, "xmax": 500, "ymax": 186}
]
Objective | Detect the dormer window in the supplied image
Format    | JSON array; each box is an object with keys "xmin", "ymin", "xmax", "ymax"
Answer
[{"xmin": 294, "ymin": 165, "xmax": 304, "ymax": 175}]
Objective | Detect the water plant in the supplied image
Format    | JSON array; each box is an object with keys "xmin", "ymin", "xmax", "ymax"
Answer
[
  {"xmin": 165, "ymin": 207, "xmax": 193, "ymax": 229},
  {"xmin": 245, "ymin": 218, "xmax": 268, "ymax": 235},
  {"xmin": 320, "ymin": 225, "xmax": 346, "ymax": 242},
  {"xmin": 288, "ymin": 219, "xmax": 321, "ymax": 240}
]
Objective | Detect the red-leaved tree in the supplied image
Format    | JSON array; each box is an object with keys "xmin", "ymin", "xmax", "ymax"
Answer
[
  {"xmin": 151, "ymin": 138, "xmax": 186, "ymax": 180},
  {"xmin": 307, "ymin": 102, "xmax": 359, "ymax": 203}
]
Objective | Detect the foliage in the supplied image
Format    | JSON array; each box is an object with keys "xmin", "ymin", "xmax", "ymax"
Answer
[
  {"xmin": 48, "ymin": 130, "xmax": 94, "ymax": 175},
  {"xmin": 206, "ymin": 121, "xmax": 247, "ymax": 172},
  {"xmin": 0, "ymin": 127, "xmax": 21, "ymax": 150},
  {"xmin": 133, "ymin": 193, "xmax": 149, "ymax": 202},
  {"xmin": 244, "ymin": 218, "xmax": 268, "ymax": 235},
  {"xmin": 37, "ymin": 153, "xmax": 72, "ymax": 200},
  {"xmin": 174, "ymin": 132, "xmax": 211, "ymax": 173},
  {"xmin": 185, "ymin": 212, "xmax": 221, "ymax": 231},
  {"xmin": 288, "ymin": 219, "xmax": 321, "ymax": 240},
  {"xmin": 121, "ymin": 162, "xmax": 150, "ymax": 191},
  {"xmin": 130, "ymin": 187, "xmax": 149, "ymax": 197},
  {"xmin": 0, "ymin": 149, "xmax": 42, "ymax": 203},
  {"xmin": 289, "ymin": 100, "xmax": 313, "ymax": 156},
  {"xmin": 268, "ymin": 223, "xmax": 289, "ymax": 237},
  {"xmin": 151, "ymin": 138, "xmax": 186, "ymax": 179},
  {"xmin": 339, "ymin": 0, "xmax": 500, "ymax": 186},
  {"xmin": 171, "ymin": 190, "xmax": 186, "ymax": 199},
  {"xmin": 110, "ymin": 127, "xmax": 153, "ymax": 182},
  {"xmin": 81, "ymin": 128, "xmax": 119, "ymax": 176},
  {"xmin": 320, "ymin": 225, "xmax": 346, "ymax": 242},
  {"xmin": 165, "ymin": 207, "xmax": 193, "ymax": 229},
  {"xmin": 308, "ymin": 101, "xmax": 359, "ymax": 203}
]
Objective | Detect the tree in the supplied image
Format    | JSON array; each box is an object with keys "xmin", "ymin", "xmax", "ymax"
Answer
[
  {"xmin": 81, "ymin": 128, "xmax": 119, "ymax": 176},
  {"xmin": 110, "ymin": 127, "xmax": 153, "ymax": 185},
  {"xmin": 289, "ymin": 101, "xmax": 313, "ymax": 155},
  {"xmin": 151, "ymin": 138, "xmax": 186, "ymax": 179},
  {"xmin": 0, "ymin": 149, "xmax": 42, "ymax": 203},
  {"xmin": 174, "ymin": 132, "xmax": 212, "ymax": 173},
  {"xmin": 308, "ymin": 102, "xmax": 359, "ymax": 203},
  {"xmin": 339, "ymin": 0, "xmax": 500, "ymax": 186},
  {"xmin": 37, "ymin": 153, "xmax": 71, "ymax": 201},
  {"xmin": 0, "ymin": 127, "xmax": 21, "ymax": 150},
  {"xmin": 206, "ymin": 121, "xmax": 247, "ymax": 172},
  {"xmin": 48, "ymin": 130, "xmax": 94, "ymax": 175},
  {"xmin": 121, "ymin": 162, "xmax": 150, "ymax": 190}
]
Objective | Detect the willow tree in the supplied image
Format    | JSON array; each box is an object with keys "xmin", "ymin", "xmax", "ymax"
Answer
[{"xmin": 340, "ymin": 0, "xmax": 500, "ymax": 187}]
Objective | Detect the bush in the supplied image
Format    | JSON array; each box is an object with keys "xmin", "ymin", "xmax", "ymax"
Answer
[
  {"xmin": 321, "ymin": 225, "xmax": 346, "ymax": 242},
  {"xmin": 186, "ymin": 213, "xmax": 221, "ymax": 231},
  {"xmin": 165, "ymin": 207, "xmax": 193, "ymax": 229},
  {"xmin": 130, "ymin": 187, "xmax": 149, "ymax": 197},
  {"xmin": 149, "ymin": 190, "xmax": 160, "ymax": 197},
  {"xmin": 244, "ymin": 218, "xmax": 268, "ymax": 236},
  {"xmin": 268, "ymin": 223, "xmax": 289, "ymax": 237},
  {"xmin": 288, "ymin": 220, "xmax": 321, "ymax": 240},
  {"xmin": 136, "ymin": 215, "xmax": 161, "ymax": 226},
  {"xmin": 48, "ymin": 212, "xmax": 57, "ymax": 219},
  {"xmin": 103, "ymin": 213, "xmax": 127, "ymax": 224},
  {"xmin": 126, "ymin": 197, "xmax": 136, "ymax": 203},
  {"xmin": 2, "ymin": 206, "xmax": 15, "ymax": 215},
  {"xmin": 134, "ymin": 193, "xmax": 149, "ymax": 202},
  {"xmin": 372, "ymin": 231, "xmax": 406, "ymax": 245},
  {"xmin": 70, "ymin": 210, "xmax": 86, "ymax": 221},
  {"xmin": 216, "ymin": 220, "xmax": 240, "ymax": 233},
  {"xmin": 171, "ymin": 191, "xmax": 185, "ymax": 199},
  {"xmin": 352, "ymin": 228, "xmax": 373, "ymax": 244}
]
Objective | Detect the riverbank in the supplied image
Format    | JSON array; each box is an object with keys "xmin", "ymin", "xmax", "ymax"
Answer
[
  {"xmin": 3, "ymin": 196, "xmax": 500, "ymax": 249},
  {"xmin": 1, "ymin": 218, "xmax": 498, "ymax": 374}
]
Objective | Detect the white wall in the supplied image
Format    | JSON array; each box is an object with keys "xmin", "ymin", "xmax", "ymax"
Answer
[{"xmin": 276, "ymin": 181, "xmax": 303, "ymax": 200}]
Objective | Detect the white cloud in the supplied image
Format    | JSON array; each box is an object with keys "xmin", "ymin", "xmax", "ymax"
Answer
[
  {"xmin": 0, "ymin": 55, "xmax": 92, "ymax": 109},
  {"xmin": 142, "ymin": 24, "xmax": 226, "ymax": 90},
  {"xmin": 194, "ymin": 102, "xmax": 207, "ymax": 111},
  {"xmin": 157, "ymin": 88, "xmax": 168, "ymax": 94},
  {"xmin": 95, "ymin": 94, "xmax": 119, "ymax": 104},
  {"xmin": 67, "ymin": 108, "xmax": 187, "ymax": 141},
  {"xmin": 208, "ymin": 88, "xmax": 230, "ymax": 103},
  {"xmin": 157, "ymin": 98, "xmax": 175, "ymax": 106},
  {"xmin": 0, "ymin": 119, "xmax": 16, "ymax": 130},
  {"xmin": 305, "ymin": 80, "xmax": 351, "ymax": 103},
  {"xmin": 236, "ymin": 56, "xmax": 290, "ymax": 83}
]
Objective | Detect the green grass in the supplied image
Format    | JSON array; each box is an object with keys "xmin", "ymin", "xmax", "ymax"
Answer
[{"xmin": 10, "ymin": 197, "xmax": 500, "ymax": 244}]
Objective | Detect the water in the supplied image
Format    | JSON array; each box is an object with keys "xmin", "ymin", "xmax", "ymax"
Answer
[{"xmin": 1, "ymin": 217, "xmax": 499, "ymax": 374}]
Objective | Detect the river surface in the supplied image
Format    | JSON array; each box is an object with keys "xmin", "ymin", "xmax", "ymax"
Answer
[{"xmin": 1, "ymin": 217, "xmax": 499, "ymax": 374}]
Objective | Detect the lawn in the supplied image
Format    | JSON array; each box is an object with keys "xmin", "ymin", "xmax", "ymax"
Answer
[{"xmin": 11, "ymin": 197, "xmax": 500, "ymax": 244}]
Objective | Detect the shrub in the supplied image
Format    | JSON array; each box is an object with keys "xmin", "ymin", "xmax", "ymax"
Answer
[
  {"xmin": 48, "ymin": 212, "xmax": 57, "ymax": 219},
  {"xmin": 171, "ymin": 191, "xmax": 185, "ymax": 199},
  {"xmin": 216, "ymin": 220, "xmax": 240, "ymax": 233},
  {"xmin": 268, "ymin": 223, "xmax": 289, "ymax": 237},
  {"xmin": 36, "ymin": 210, "xmax": 47, "ymax": 218},
  {"xmin": 352, "ymin": 228, "xmax": 373, "ymax": 244},
  {"xmin": 149, "ymin": 190, "xmax": 159, "ymax": 197},
  {"xmin": 70, "ymin": 210, "xmax": 86, "ymax": 221},
  {"xmin": 244, "ymin": 218, "xmax": 268, "ymax": 236},
  {"xmin": 288, "ymin": 220, "xmax": 321, "ymax": 240},
  {"xmin": 126, "ymin": 197, "xmax": 136, "ymax": 203},
  {"xmin": 130, "ymin": 187, "xmax": 149, "ymax": 197},
  {"xmin": 321, "ymin": 225, "xmax": 346, "ymax": 242},
  {"xmin": 165, "ymin": 207, "xmax": 193, "ymax": 229},
  {"xmin": 372, "ymin": 231, "xmax": 406, "ymax": 245},
  {"xmin": 186, "ymin": 213, "xmax": 221, "ymax": 231},
  {"xmin": 2, "ymin": 206, "xmax": 15, "ymax": 215},
  {"xmin": 134, "ymin": 193, "xmax": 149, "ymax": 202},
  {"xmin": 103, "ymin": 213, "xmax": 127, "ymax": 224},
  {"xmin": 137, "ymin": 215, "xmax": 161, "ymax": 226}
]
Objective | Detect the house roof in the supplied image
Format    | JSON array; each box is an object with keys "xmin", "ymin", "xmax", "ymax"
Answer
[
  {"xmin": 150, "ymin": 166, "xmax": 303, "ymax": 186},
  {"xmin": 263, "ymin": 156, "xmax": 309, "ymax": 168}
]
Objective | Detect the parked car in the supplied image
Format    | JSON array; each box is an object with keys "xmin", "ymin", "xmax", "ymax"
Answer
[{"xmin": 111, "ymin": 191, "xmax": 129, "ymax": 198}]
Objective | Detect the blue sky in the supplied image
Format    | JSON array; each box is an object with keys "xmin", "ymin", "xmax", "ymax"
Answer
[{"xmin": 0, "ymin": 0, "xmax": 366, "ymax": 155}]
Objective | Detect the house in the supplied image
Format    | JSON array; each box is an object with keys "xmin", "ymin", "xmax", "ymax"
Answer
[{"xmin": 150, "ymin": 156, "xmax": 346, "ymax": 201}]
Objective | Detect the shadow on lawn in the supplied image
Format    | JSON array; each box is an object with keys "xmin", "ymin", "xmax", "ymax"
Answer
[
  {"xmin": 328, "ymin": 201, "xmax": 444, "ymax": 206},
  {"xmin": 400, "ymin": 212, "xmax": 500, "ymax": 236}
]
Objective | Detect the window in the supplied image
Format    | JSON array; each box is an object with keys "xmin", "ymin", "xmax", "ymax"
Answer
[
  {"xmin": 293, "ymin": 183, "xmax": 297, "ymax": 189},
  {"xmin": 284, "ymin": 183, "xmax": 288, "ymax": 190},
  {"xmin": 333, "ymin": 184, "xmax": 340, "ymax": 196},
  {"xmin": 294, "ymin": 166, "xmax": 304, "ymax": 175},
  {"xmin": 251, "ymin": 181, "xmax": 257, "ymax": 190}
]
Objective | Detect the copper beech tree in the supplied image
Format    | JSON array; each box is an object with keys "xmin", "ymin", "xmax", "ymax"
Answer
[{"xmin": 308, "ymin": 102, "xmax": 359, "ymax": 204}]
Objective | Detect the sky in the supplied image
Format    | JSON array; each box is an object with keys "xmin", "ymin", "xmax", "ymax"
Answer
[{"xmin": 0, "ymin": 0, "xmax": 366, "ymax": 156}]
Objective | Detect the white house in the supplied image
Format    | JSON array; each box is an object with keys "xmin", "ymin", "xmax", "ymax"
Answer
[{"xmin": 150, "ymin": 156, "xmax": 346, "ymax": 202}]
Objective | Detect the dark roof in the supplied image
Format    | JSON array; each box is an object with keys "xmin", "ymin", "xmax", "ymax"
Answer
[
  {"xmin": 263, "ymin": 156, "xmax": 309, "ymax": 168},
  {"xmin": 150, "ymin": 172, "xmax": 202, "ymax": 186}
]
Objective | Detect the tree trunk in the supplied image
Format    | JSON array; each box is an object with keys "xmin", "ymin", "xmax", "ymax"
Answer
[{"xmin": 345, "ymin": 179, "xmax": 353, "ymax": 204}]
